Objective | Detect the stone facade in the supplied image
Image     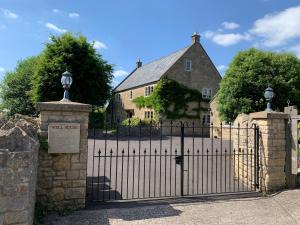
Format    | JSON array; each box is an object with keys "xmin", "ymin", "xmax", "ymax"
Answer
[
  {"xmin": 113, "ymin": 84, "xmax": 156, "ymax": 121},
  {"xmin": 36, "ymin": 101, "xmax": 91, "ymax": 210},
  {"xmin": 0, "ymin": 118, "xmax": 39, "ymax": 225},
  {"xmin": 112, "ymin": 34, "xmax": 221, "ymax": 123}
]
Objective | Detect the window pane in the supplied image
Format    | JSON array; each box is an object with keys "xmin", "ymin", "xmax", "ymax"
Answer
[
  {"xmin": 207, "ymin": 115, "xmax": 210, "ymax": 124},
  {"xmin": 185, "ymin": 60, "xmax": 192, "ymax": 71}
]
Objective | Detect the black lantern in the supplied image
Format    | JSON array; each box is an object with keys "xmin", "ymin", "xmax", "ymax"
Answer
[
  {"xmin": 61, "ymin": 70, "xmax": 73, "ymax": 101},
  {"xmin": 264, "ymin": 86, "xmax": 274, "ymax": 111}
]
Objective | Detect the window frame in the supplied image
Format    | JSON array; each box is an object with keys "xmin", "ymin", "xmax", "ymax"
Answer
[
  {"xmin": 145, "ymin": 85, "xmax": 154, "ymax": 96},
  {"xmin": 185, "ymin": 59, "xmax": 192, "ymax": 72},
  {"xmin": 202, "ymin": 88, "xmax": 212, "ymax": 99}
]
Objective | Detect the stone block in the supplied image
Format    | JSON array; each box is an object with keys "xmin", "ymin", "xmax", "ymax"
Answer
[
  {"xmin": 67, "ymin": 170, "xmax": 79, "ymax": 180},
  {"xmin": 56, "ymin": 171, "xmax": 66, "ymax": 176},
  {"xmin": 53, "ymin": 180, "xmax": 62, "ymax": 187},
  {"xmin": 62, "ymin": 180, "xmax": 73, "ymax": 188},
  {"xmin": 17, "ymin": 184, "xmax": 28, "ymax": 193},
  {"xmin": 65, "ymin": 188, "xmax": 85, "ymax": 199},
  {"xmin": 71, "ymin": 154, "xmax": 80, "ymax": 163},
  {"xmin": 72, "ymin": 180, "xmax": 86, "ymax": 187},
  {"xmin": 40, "ymin": 160, "xmax": 53, "ymax": 168},
  {"xmin": 79, "ymin": 170, "xmax": 86, "ymax": 179},
  {"xmin": 39, "ymin": 177, "xmax": 53, "ymax": 189},
  {"xmin": 71, "ymin": 162, "xmax": 86, "ymax": 170},
  {"xmin": 4, "ymin": 210, "xmax": 28, "ymax": 224},
  {"xmin": 50, "ymin": 187, "xmax": 65, "ymax": 202},
  {"xmin": 53, "ymin": 154, "xmax": 71, "ymax": 171}
]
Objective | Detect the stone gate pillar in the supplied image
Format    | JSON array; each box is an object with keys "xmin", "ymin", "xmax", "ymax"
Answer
[
  {"xmin": 36, "ymin": 101, "xmax": 91, "ymax": 210},
  {"xmin": 250, "ymin": 111, "xmax": 288, "ymax": 192}
]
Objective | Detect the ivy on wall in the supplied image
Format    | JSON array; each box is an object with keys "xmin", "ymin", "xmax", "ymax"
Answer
[{"xmin": 132, "ymin": 78, "xmax": 209, "ymax": 120}]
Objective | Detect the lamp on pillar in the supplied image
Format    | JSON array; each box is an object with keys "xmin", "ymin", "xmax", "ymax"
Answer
[
  {"xmin": 264, "ymin": 86, "xmax": 274, "ymax": 111},
  {"xmin": 61, "ymin": 70, "xmax": 73, "ymax": 102}
]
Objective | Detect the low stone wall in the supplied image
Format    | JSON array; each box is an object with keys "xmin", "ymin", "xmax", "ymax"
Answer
[{"xmin": 0, "ymin": 118, "xmax": 39, "ymax": 225}]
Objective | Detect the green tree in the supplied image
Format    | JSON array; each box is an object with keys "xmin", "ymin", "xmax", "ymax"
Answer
[
  {"xmin": 0, "ymin": 57, "xmax": 38, "ymax": 116},
  {"xmin": 31, "ymin": 33, "xmax": 113, "ymax": 106},
  {"xmin": 217, "ymin": 48, "xmax": 300, "ymax": 122}
]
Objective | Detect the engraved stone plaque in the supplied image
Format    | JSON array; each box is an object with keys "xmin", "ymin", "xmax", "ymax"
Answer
[{"xmin": 48, "ymin": 123, "xmax": 80, "ymax": 153}]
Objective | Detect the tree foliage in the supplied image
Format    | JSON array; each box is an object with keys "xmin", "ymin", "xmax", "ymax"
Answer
[
  {"xmin": 31, "ymin": 32, "xmax": 113, "ymax": 106},
  {"xmin": 133, "ymin": 78, "xmax": 208, "ymax": 119},
  {"xmin": 0, "ymin": 33, "xmax": 113, "ymax": 117},
  {"xmin": 217, "ymin": 48, "xmax": 300, "ymax": 122},
  {"xmin": 0, "ymin": 57, "xmax": 38, "ymax": 116}
]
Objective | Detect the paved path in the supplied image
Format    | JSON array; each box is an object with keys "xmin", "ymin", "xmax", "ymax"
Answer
[{"xmin": 42, "ymin": 189, "xmax": 300, "ymax": 225}]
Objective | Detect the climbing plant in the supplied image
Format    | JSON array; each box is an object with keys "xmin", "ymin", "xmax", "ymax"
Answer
[{"xmin": 132, "ymin": 78, "xmax": 209, "ymax": 120}]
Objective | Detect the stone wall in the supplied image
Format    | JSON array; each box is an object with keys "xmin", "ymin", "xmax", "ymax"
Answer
[
  {"xmin": 233, "ymin": 111, "xmax": 288, "ymax": 192},
  {"xmin": 233, "ymin": 114, "xmax": 257, "ymax": 190},
  {"xmin": 0, "ymin": 118, "xmax": 39, "ymax": 225},
  {"xmin": 36, "ymin": 101, "xmax": 91, "ymax": 210}
]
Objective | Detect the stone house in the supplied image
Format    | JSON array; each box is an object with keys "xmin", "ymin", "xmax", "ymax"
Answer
[{"xmin": 110, "ymin": 33, "xmax": 221, "ymax": 125}]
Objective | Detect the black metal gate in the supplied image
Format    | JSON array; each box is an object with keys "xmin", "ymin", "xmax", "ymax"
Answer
[{"xmin": 86, "ymin": 121, "xmax": 260, "ymax": 202}]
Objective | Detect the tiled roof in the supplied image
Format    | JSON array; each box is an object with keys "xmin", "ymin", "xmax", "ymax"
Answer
[{"xmin": 114, "ymin": 45, "xmax": 190, "ymax": 92}]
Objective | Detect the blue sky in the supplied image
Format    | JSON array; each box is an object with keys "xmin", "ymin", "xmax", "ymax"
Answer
[{"xmin": 0, "ymin": 0, "xmax": 300, "ymax": 86}]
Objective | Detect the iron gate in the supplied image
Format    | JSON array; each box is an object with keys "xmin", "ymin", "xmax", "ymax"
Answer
[{"xmin": 86, "ymin": 121, "xmax": 260, "ymax": 202}]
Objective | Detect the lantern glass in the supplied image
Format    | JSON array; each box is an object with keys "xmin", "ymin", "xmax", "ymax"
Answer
[
  {"xmin": 61, "ymin": 71, "xmax": 73, "ymax": 87},
  {"xmin": 264, "ymin": 87, "xmax": 274, "ymax": 100}
]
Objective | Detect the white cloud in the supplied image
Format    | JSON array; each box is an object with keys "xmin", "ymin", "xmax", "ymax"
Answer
[
  {"xmin": 52, "ymin": 9, "xmax": 60, "ymax": 13},
  {"xmin": 45, "ymin": 23, "xmax": 67, "ymax": 33},
  {"xmin": 1, "ymin": 8, "xmax": 18, "ymax": 19},
  {"xmin": 69, "ymin": 12, "xmax": 80, "ymax": 18},
  {"xmin": 250, "ymin": 6, "xmax": 300, "ymax": 47},
  {"xmin": 217, "ymin": 65, "xmax": 227, "ymax": 71},
  {"xmin": 222, "ymin": 22, "xmax": 240, "ymax": 30},
  {"xmin": 93, "ymin": 40, "xmax": 107, "ymax": 49},
  {"xmin": 203, "ymin": 31, "xmax": 251, "ymax": 46},
  {"xmin": 290, "ymin": 44, "xmax": 300, "ymax": 58},
  {"xmin": 113, "ymin": 70, "xmax": 128, "ymax": 78},
  {"xmin": 0, "ymin": 67, "xmax": 5, "ymax": 72}
]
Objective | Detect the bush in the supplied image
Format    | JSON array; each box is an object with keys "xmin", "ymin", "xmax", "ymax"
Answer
[
  {"xmin": 217, "ymin": 48, "xmax": 300, "ymax": 122},
  {"xmin": 89, "ymin": 107, "xmax": 105, "ymax": 129},
  {"xmin": 121, "ymin": 117, "xmax": 151, "ymax": 126}
]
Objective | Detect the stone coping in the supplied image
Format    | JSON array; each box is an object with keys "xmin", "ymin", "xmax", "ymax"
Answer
[
  {"xmin": 36, "ymin": 101, "xmax": 92, "ymax": 112},
  {"xmin": 249, "ymin": 111, "xmax": 289, "ymax": 120}
]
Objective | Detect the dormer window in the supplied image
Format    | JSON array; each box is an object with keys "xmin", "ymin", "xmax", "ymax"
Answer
[{"xmin": 185, "ymin": 60, "xmax": 192, "ymax": 72}]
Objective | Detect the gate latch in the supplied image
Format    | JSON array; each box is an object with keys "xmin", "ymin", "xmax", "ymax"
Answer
[{"xmin": 175, "ymin": 156, "xmax": 183, "ymax": 165}]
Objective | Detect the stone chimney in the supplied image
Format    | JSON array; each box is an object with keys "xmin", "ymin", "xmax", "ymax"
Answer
[
  {"xmin": 136, "ymin": 59, "xmax": 142, "ymax": 68},
  {"xmin": 191, "ymin": 32, "xmax": 200, "ymax": 44}
]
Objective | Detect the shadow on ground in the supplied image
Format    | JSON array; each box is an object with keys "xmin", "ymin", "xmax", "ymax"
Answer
[{"xmin": 41, "ymin": 201, "xmax": 182, "ymax": 225}]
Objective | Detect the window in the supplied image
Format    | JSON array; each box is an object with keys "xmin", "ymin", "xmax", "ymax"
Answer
[
  {"xmin": 206, "ymin": 115, "xmax": 210, "ymax": 124},
  {"xmin": 202, "ymin": 88, "xmax": 212, "ymax": 99},
  {"xmin": 129, "ymin": 90, "xmax": 133, "ymax": 100},
  {"xmin": 145, "ymin": 85, "xmax": 154, "ymax": 96},
  {"xmin": 202, "ymin": 114, "xmax": 210, "ymax": 125},
  {"xmin": 185, "ymin": 60, "xmax": 192, "ymax": 72},
  {"xmin": 144, "ymin": 111, "xmax": 154, "ymax": 119}
]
